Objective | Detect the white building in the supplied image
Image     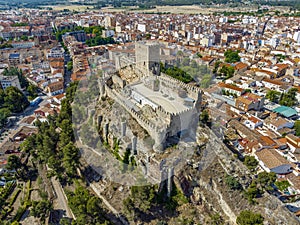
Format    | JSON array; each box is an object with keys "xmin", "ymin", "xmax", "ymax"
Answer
[
  {"xmin": 47, "ymin": 47, "xmax": 65, "ymax": 58},
  {"xmin": 293, "ymin": 31, "xmax": 300, "ymax": 44},
  {"xmin": 0, "ymin": 75, "xmax": 21, "ymax": 90},
  {"xmin": 219, "ymin": 17, "xmax": 228, "ymax": 23},
  {"xmin": 137, "ymin": 24, "xmax": 147, "ymax": 33},
  {"xmin": 11, "ymin": 41, "xmax": 35, "ymax": 49}
]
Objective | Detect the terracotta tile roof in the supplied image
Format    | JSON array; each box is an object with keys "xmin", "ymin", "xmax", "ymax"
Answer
[
  {"xmin": 235, "ymin": 62, "xmax": 248, "ymax": 70},
  {"xmin": 255, "ymin": 148, "xmax": 290, "ymax": 169},
  {"xmin": 275, "ymin": 137, "xmax": 287, "ymax": 146},
  {"xmin": 286, "ymin": 173, "xmax": 300, "ymax": 191},
  {"xmin": 249, "ymin": 116, "xmax": 261, "ymax": 124},
  {"xmin": 218, "ymin": 82, "xmax": 243, "ymax": 92},
  {"xmin": 49, "ymin": 61, "xmax": 64, "ymax": 69},
  {"xmin": 262, "ymin": 78, "xmax": 283, "ymax": 86},
  {"xmin": 53, "ymin": 93, "xmax": 65, "ymax": 100},
  {"xmin": 20, "ymin": 116, "xmax": 35, "ymax": 125},
  {"xmin": 236, "ymin": 96, "xmax": 252, "ymax": 105},
  {"xmin": 260, "ymin": 136, "xmax": 276, "ymax": 146},
  {"xmin": 47, "ymin": 81, "xmax": 64, "ymax": 92},
  {"xmin": 274, "ymin": 63, "xmax": 289, "ymax": 71}
]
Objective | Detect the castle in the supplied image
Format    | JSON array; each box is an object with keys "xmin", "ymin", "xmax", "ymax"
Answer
[{"xmin": 98, "ymin": 41, "xmax": 202, "ymax": 153}]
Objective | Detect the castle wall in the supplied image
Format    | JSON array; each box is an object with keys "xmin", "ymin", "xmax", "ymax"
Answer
[
  {"xmin": 102, "ymin": 62, "xmax": 202, "ymax": 152},
  {"xmin": 168, "ymin": 107, "xmax": 198, "ymax": 137},
  {"xmin": 158, "ymin": 73, "xmax": 201, "ymax": 101}
]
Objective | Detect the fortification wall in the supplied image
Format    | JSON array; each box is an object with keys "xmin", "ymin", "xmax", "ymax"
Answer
[
  {"xmin": 159, "ymin": 73, "xmax": 201, "ymax": 94},
  {"xmin": 105, "ymin": 85, "xmax": 168, "ymax": 151},
  {"xmin": 168, "ymin": 107, "xmax": 198, "ymax": 136},
  {"xmin": 155, "ymin": 106, "xmax": 171, "ymax": 123}
]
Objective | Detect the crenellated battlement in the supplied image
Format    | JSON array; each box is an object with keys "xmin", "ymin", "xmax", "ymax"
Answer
[
  {"xmin": 105, "ymin": 84, "xmax": 169, "ymax": 136},
  {"xmin": 158, "ymin": 73, "xmax": 201, "ymax": 95},
  {"xmin": 98, "ymin": 41, "xmax": 202, "ymax": 153}
]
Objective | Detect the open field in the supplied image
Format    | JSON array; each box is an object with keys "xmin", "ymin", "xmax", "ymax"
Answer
[
  {"xmin": 101, "ymin": 5, "xmax": 291, "ymax": 14},
  {"xmin": 39, "ymin": 4, "xmax": 291, "ymax": 14},
  {"xmin": 41, "ymin": 4, "xmax": 92, "ymax": 11}
]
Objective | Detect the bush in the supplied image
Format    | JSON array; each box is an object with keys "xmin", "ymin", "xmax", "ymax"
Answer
[
  {"xmin": 243, "ymin": 156, "xmax": 258, "ymax": 172},
  {"xmin": 13, "ymin": 206, "xmax": 26, "ymax": 222},
  {"xmin": 236, "ymin": 210, "xmax": 264, "ymax": 225},
  {"xmin": 225, "ymin": 175, "xmax": 242, "ymax": 190},
  {"xmin": 275, "ymin": 180, "xmax": 290, "ymax": 192},
  {"xmin": 8, "ymin": 189, "xmax": 21, "ymax": 207}
]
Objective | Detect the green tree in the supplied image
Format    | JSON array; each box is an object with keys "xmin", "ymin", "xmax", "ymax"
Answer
[
  {"xmin": 236, "ymin": 210, "xmax": 264, "ymax": 225},
  {"xmin": 30, "ymin": 200, "xmax": 53, "ymax": 223},
  {"xmin": 161, "ymin": 64, "xmax": 194, "ymax": 83},
  {"xmin": 0, "ymin": 88, "xmax": 4, "ymax": 105},
  {"xmin": 213, "ymin": 60, "xmax": 222, "ymax": 74},
  {"xmin": 190, "ymin": 60, "xmax": 198, "ymax": 68},
  {"xmin": 210, "ymin": 213, "xmax": 224, "ymax": 225},
  {"xmin": 182, "ymin": 57, "xmax": 190, "ymax": 66},
  {"xmin": 244, "ymin": 181, "xmax": 261, "ymax": 204},
  {"xmin": 65, "ymin": 81, "xmax": 78, "ymax": 102},
  {"xmin": 279, "ymin": 88, "xmax": 298, "ymax": 107},
  {"xmin": 123, "ymin": 197, "xmax": 135, "ymax": 217},
  {"xmin": 200, "ymin": 109, "xmax": 210, "ymax": 126},
  {"xmin": 3, "ymin": 86, "xmax": 29, "ymax": 112},
  {"xmin": 200, "ymin": 74, "xmax": 212, "ymax": 88},
  {"xmin": 224, "ymin": 49, "xmax": 241, "ymax": 63},
  {"xmin": 66, "ymin": 185, "xmax": 109, "ymax": 224},
  {"xmin": 20, "ymin": 135, "xmax": 36, "ymax": 153},
  {"xmin": 26, "ymin": 84, "xmax": 38, "ymax": 99},
  {"xmin": 225, "ymin": 175, "xmax": 242, "ymax": 190},
  {"xmin": 0, "ymin": 108, "xmax": 11, "ymax": 128},
  {"xmin": 257, "ymin": 171, "xmax": 276, "ymax": 191},
  {"xmin": 6, "ymin": 155, "xmax": 23, "ymax": 177},
  {"xmin": 60, "ymin": 218, "xmax": 71, "ymax": 225},
  {"xmin": 275, "ymin": 180, "xmax": 290, "ymax": 192},
  {"xmin": 128, "ymin": 184, "xmax": 156, "ymax": 212},
  {"xmin": 10, "ymin": 222, "xmax": 21, "ymax": 225},
  {"xmin": 86, "ymin": 196, "xmax": 103, "ymax": 218},
  {"xmin": 176, "ymin": 50, "xmax": 183, "ymax": 57},
  {"xmin": 265, "ymin": 90, "xmax": 280, "ymax": 103},
  {"xmin": 20, "ymin": 35, "xmax": 29, "ymax": 41},
  {"xmin": 243, "ymin": 155, "xmax": 258, "ymax": 172},
  {"xmin": 67, "ymin": 61, "xmax": 73, "ymax": 71},
  {"xmin": 62, "ymin": 142, "xmax": 80, "ymax": 177},
  {"xmin": 295, "ymin": 120, "xmax": 300, "ymax": 136},
  {"xmin": 219, "ymin": 65, "xmax": 235, "ymax": 79},
  {"xmin": 196, "ymin": 52, "xmax": 203, "ymax": 58}
]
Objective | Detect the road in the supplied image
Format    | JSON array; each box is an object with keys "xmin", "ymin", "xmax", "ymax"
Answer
[{"xmin": 51, "ymin": 177, "xmax": 75, "ymax": 222}]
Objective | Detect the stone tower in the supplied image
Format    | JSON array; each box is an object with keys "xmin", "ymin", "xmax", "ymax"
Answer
[{"xmin": 135, "ymin": 41, "xmax": 160, "ymax": 75}]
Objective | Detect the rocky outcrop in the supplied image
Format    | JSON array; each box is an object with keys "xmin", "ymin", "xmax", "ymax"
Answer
[{"xmin": 185, "ymin": 127, "xmax": 300, "ymax": 225}]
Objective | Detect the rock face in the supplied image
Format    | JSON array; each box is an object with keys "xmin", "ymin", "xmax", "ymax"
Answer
[{"xmin": 184, "ymin": 127, "xmax": 300, "ymax": 225}]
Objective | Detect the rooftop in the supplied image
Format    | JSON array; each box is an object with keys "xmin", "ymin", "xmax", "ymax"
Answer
[
  {"xmin": 130, "ymin": 82, "xmax": 191, "ymax": 114},
  {"xmin": 8, "ymin": 53, "xmax": 20, "ymax": 59},
  {"xmin": 272, "ymin": 106, "xmax": 298, "ymax": 118},
  {"xmin": 255, "ymin": 148, "xmax": 291, "ymax": 169}
]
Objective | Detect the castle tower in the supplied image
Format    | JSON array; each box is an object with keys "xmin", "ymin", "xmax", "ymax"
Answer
[{"xmin": 135, "ymin": 41, "xmax": 160, "ymax": 75}]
